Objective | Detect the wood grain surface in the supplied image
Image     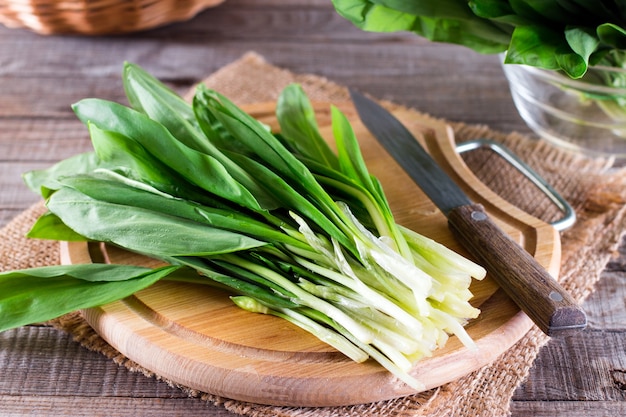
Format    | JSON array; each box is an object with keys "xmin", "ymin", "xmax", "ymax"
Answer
[
  {"xmin": 1, "ymin": 0, "xmax": 625, "ymax": 416},
  {"xmin": 58, "ymin": 103, "xmax": 559, "ymax": 407}
]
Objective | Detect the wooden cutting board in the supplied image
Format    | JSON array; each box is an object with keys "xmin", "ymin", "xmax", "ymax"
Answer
[{"xmin": 60, "ymin": 101, "xmax": 561, "ymax": 407}]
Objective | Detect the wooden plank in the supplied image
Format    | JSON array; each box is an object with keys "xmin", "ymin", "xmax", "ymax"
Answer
[
  {"xmin": 0, "ymin": 0, "xmax": 381, "ymax": 46},
  {"xmin": 0, "ymin": 4, "xmax": 524, "ymax": 131},
  {"xmin": 0, "ymin": 327, "xmax": 186, "ymax": 398},
  {"xmin": 0, "ymin": 162, "xmax": 51, "ymax": 209},
  {"xmin": 0, "ymin": 326, "xmax": 231, "ymax": 415},
  {"xmin": 0, "ymin": 77, "xmax": 126, "ymax": 118},
  {"xmin": 0, "ymin": 395, "xmax": 236, "ymax": 417},
  {"xmin": 0, "ymin": 119, "xmax": 90, "ymax": 161},
  {"xmin": 510, "ymin": 401, "xmax": 626, "ymax": 417},
  {"xmin": 0, "ymin": 0, "xmax": 623, "ymax": 414},
  {"xmin": 512, "ymin": 239, "xmax": 626, "ymax": 404},
  {"xmin": 3, "ymin": 326, "xmax": 626, "ymax": 415},
  {"xmin": 0, "ymin": 48, "xmax": 523, "ymax": 130},
  {"xmin": 513, "ymin": 329, "xmax": 626, "ymax": 401},
  {"xmin": 584, "ymin": 266, "xmax": 626, "ymax": 330}
]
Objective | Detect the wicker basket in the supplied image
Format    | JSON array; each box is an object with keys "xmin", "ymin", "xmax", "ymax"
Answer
[{"xmin": 0, "ymin": 0, "xmax": 226, "ymax": 35}]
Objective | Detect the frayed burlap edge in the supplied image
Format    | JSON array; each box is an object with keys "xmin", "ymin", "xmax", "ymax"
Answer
[{"xmin": 2, "ymin": 51, "xmax": 625, "ymax": 417}]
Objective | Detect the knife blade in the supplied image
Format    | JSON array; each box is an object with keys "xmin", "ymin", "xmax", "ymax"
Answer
[{"xmin": 349, "ymin": 89, "xmax": 587, "ymax": 337}]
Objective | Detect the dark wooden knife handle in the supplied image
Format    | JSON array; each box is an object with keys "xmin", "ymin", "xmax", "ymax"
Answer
[{"xmin": 447, "ymin": 203, "xmax": 586, "ymax": 337}]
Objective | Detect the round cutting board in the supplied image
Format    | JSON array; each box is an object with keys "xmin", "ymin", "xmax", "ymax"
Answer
[{"xmin": 60, "ymin": 101, "xmax": 561, "ymax": 407}]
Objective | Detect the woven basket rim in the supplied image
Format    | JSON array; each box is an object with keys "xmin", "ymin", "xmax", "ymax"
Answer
[{"xmin": 0, "ymin": 0, "xmax": 227, "ymax": 35}]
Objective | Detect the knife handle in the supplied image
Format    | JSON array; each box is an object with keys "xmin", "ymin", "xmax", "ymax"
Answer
[{"xmin": 447, "ymin": 203, "xmax": 587, "ymax": 337}]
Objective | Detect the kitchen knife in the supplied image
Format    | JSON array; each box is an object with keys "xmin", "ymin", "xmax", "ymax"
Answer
[{"xmin": 349, "ymin": 89, "xmax": 587, "ymax": 337}]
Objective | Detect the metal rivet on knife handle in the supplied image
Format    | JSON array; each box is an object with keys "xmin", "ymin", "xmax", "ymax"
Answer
[{"xmin": 447, "ymin": 203, "xmax": 587, "ymax": 337}]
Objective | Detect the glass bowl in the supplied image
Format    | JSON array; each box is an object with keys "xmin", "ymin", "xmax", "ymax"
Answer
[{"xmin": 501, "ymin": 56, "xmax": 626, "ymax": 159}]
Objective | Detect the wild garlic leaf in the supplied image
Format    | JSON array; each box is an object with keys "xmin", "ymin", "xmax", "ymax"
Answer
[
  {"xmin": 88, "ymin": 123, "xmax": 181, "ymax": 188},
  {"xmin": 73, "ymin": 98, "xmax": 264, "ymax": 211},
  {"xmin": 123, "ymin": 62, "xmax": 208, "ymax": 154},
  {"xmin": 275, "ymin": 84, "xmax": 340, "ymax": 171},
  {"xmin": 331, "ymin": 105, "xmax": 377, "ymax": 195},
  {"xmin": 0, "ymin": 264, "xmax": 180, "ymax": 332},
  {"xmin": 57, "ymin": 173, "xmax": 305, "ymax": 249},
  {"xmin": 23, "ymin": 152, "xmax": 101, "ymax": 198},
  {"xmin": 46, "ymin": 187, "xmax": 267, "ymax": 257},
  {"xmin": 224, "ymin": 151, "xmax": 355, "ymax": 253},
  {"xmin": 196, "ymin": 87, "xmax": 357, "ymax": 247},
  {"xmin": 26, "ymin": 211, "xmax": 88, "ymax": 242}
]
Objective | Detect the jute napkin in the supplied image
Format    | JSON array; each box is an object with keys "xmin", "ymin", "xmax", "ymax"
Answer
[{"xmin": 2, "ymin": 52, "xmax": 626, "ymax": 417}]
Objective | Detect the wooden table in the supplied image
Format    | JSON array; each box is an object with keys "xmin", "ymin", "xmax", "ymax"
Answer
[{"xmin": 1, "ymin": 1, "xmax": 624, "ymax": 416}]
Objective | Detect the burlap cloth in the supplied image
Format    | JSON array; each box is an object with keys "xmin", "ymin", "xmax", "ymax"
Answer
[{"xmin": 2, "ymin": 52, "xmax": 626, "ymax": 416}]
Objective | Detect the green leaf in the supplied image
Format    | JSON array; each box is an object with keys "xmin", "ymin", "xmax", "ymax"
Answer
[
  {"xmin": 597, "ymin": 23, "xmax": 626, "ymax": 50},
  {"xmin": 416, "ymin": 16, "xmax": 510, "ymax": 52},
  {"xmin": 58, "ymin": 172, "xmax": 307, "ymax": 249},
  {"xmin": 85, "ymin": 125, "xmax": 234, "ymax": 209},
  {"xmin": 88, "ymin": 123, "xmax": 183, "ymax": 188},
  {"xmin": 193, "ymin": 92, "xmax": 249, "ymax": 156},
  {"xmin": 46, "ymin": 187, "xmax": 267, "ymax": 257},
  {"xmin": 196, "ymin": 87, "xmax": 320, "ymax": 190},
  {"xmin": 300, "ymin": 156, "xmax": 379, "ymax": 225},
  {"xmin": 124, "ymin": 68, "xmax": 282, "ymax": 211},
  {"xmin": 505, "ymin": 25, "xmax": 562, "ymax": 70},
  {"xmin": 123, "ymin": 63, "xmax": 210, "ymax": 155},
  {"xmin": 195, "ymin": 87, "xmax": 355, "ymax": 240},
  {"xmin": 556, "ymin": 26, "xmax": 602, "ymax": 78},
  {"xmin": 22, "ymin": 152, "xmax": 101, "ymax": 198},
  {"xmin": 0, "ymin": 264, "xmax": 179, "ymax": 332},
  {"xmin": 555, "ymin": 51, "xmax": 587, "ymax": 78},
  {"xmin": 276, "ymin": 84, "xmax": 340, "ymax": 171},
  {"xmin": 333, "ymin": 0, "xmax": 626, "ymax": 80},
  {"xmin": 72, "ymin": 98, "xmax": 264, "ymax": 211},
  {"xmin": 332, "ymin": 0, "xmax": 510, "ymax": 53},
  {"xmin": 26, "ymin": 211, "xmax": 88, "ymax": 242},
  {"xmin": 555, "ymin": 51, "xmax": 588, "ymax": 78},
  {"xmin": 469, "ymin": 0, "xmax": 515, "ymax": 18},
  {"xmin": 565, "ymin": 26, "xmax": 601, "ymax": 63},
  {"xmin": 514, "ymin": 0, "xmax": 578, "ymax": 23},
  {"xmin": 224, "ymin": 151, "xmax": 355, "ymax": 253},
  {"xmin": 208, "ymin": 257, "xmax": 300, "ymax": 307},
  {"xmin": 331, "ymin": 105, "xmax": 378, "ymax": 197},
  {"xmin": 468, "ymin": 0, "xmax": 532, "ymax": 25},
  {"xmin": 172, "ymin": 257, "xmax": 300, "ymax": 309},
  {"xmin": 370, "ymin": 0, "xmax": 477, "ymax": 20},
  {"xmin": 332, "ymin": 0, "xmax": 415, "ymax": 31}
]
